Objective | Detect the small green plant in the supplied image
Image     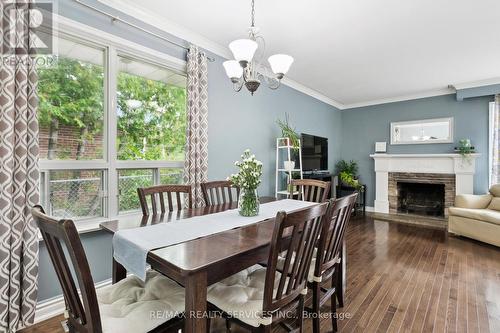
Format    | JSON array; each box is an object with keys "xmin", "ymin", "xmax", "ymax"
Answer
[
  {"xmin": 277, "ymin": 113, "xmax": 300, "ymax": 148},
  {"xmin": 336, "ymin": 160, "xmax": 359, "ymax": 176},
  {"xmin": 457, "ymin": 139, "xmax": 473, "ymax": 157},
  {"xmin": 339, "ymin": 171, "xmax": 362, "ymax": 190}
]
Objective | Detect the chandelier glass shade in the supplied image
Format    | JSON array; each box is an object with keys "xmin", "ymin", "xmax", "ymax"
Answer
[{"xmin": 223, "ymin": 0, "xmax": 293, "ymax": 95}]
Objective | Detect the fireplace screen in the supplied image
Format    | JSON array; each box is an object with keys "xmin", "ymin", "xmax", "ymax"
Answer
[{"xmin": 397, "ymin": 182, "xmax": 445, "ymax": 217}]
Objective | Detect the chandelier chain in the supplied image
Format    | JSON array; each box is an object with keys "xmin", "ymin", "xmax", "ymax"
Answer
[{"xmin": 251, "ymin": 0, "xmax": 255, "ymax": 27}]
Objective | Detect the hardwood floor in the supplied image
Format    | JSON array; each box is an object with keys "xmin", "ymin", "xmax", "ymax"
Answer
[{"xmin": 22, "ymin": 216, "xmax": 500, "ymax": 333}]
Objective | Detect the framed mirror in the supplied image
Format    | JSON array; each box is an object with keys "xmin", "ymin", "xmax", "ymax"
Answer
[{"xmin": 390, "ymin": 117, "xmax": 454, "ymax": 145}]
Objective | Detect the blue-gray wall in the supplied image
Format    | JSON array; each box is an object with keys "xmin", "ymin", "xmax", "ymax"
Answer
[
  {"xmin": 340, "ymin": 94, "xmax": 492, "ymax": 207},
  {"xmin": 37, "ymin": 0, "xmax": 342, "ymax": 302}
]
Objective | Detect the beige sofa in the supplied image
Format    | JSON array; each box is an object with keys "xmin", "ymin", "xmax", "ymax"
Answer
[{"xmin": 448, "ymin": 184, "xmax": 500, "ymax": 247}]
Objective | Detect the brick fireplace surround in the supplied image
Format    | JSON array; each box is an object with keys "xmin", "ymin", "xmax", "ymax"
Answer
[{"xmin": 388, "ymin": 172, "xmax": 456, "ymax": 216}]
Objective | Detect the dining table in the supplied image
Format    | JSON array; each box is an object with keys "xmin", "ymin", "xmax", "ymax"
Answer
[{"xmin": 100, "ymin": 196, "xmax": 347, "ymax": 333}]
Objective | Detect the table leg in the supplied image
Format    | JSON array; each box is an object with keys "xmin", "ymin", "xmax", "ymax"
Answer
[
  {"xmin": 185, "ymin": 271, "xmax": 207, "ymax": 333},
  {"xmin": 112, "ymin": 258, "xmax": 126, "ymax": 284}
]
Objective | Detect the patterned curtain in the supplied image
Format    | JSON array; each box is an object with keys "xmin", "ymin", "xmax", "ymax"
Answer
[
  {"xmin": 184, "ymin": 46, "xmax": 208, "ymax": 207},
  {"xmin": 0, "ymin": 0, "xmax": 40, "ymax": 331},
  {"xmin": 491, "ymin": 94, "xmax": 500, "ymax": 186}
]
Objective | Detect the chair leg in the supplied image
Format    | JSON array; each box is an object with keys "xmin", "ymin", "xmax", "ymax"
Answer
[
  {"xmin": 297, "ymin": 294, "xmax": 305, "ymax": 333},
  {"xmin": 336, "ymin": 261, "xmax": 344, "ymax": 308},
  {"xmin": 312, "ymin": 281, "xmax": 321, "ymax": 333},
  {"xmin": 331, "ymin": 275, "xmax": 338, "ymax": 332},
  {"xmin": 225, "ymin": 318, "xmax": 231, "ymax": 333}
]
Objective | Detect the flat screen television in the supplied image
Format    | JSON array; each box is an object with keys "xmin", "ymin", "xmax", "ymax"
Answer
[{"xmin": 301, "ymin": 133, "xmax": 328, "ymax": 171}]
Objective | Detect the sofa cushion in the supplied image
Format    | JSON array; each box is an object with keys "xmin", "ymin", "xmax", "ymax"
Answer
[
  {"xmin": 490, "ymin": 184, "xmax": 500, "ymax": 197},
  {"xmin": 454, "ymin": 194, "xmax": 492, "ymax": 209},
  {"xmin": 448, "ymin": 207, "xmax": 500, "ymax": 226},
  {"xmin": 488, "ymin": 197, "xmax": 500, "ymax": 211},
  {"xmin": 97, "ymin": 270, "xmax": 185, "ymax": 333}
]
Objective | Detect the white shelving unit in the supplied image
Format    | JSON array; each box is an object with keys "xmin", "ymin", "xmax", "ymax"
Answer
[{"xmin": 275, "ymin": 137, "xmax": 303, "ymax": 198}]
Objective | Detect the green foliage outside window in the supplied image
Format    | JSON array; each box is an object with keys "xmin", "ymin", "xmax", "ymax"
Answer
[{"xmin": 38, "ymin": 55, "xmax": 187, "ymax": 216}]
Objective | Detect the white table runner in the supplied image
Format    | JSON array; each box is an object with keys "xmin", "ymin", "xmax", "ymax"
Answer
[{"xmin": 113, "ymin": 199, "xmax": 316, "ymax": 280}]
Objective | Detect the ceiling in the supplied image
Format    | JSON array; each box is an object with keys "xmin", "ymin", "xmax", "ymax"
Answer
[{"xmin": 101, "ymin": 0, "xmax": 500, "ymax": 108}]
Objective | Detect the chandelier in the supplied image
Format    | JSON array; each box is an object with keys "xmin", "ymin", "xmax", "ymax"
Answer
[{"xmin": 222, "ymin": 0, "xmax": 294, "ymax": 95}]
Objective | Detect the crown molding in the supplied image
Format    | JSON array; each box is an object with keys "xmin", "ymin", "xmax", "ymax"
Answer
[
  {"xmin": 342, "ymin": 88, "xmax": 455, "ymax": 109},
  {"xmin": 280, "ymin": 77, "xmax": 344, "ymax": 110},
  {"xmin": 451, "ymin": 77, "xmax": 500, "ymax": 90}
]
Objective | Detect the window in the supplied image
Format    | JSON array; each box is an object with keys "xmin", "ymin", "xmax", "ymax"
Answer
[
  {"xmin": 117, "ymin": 56, "xmax": 186, "ymax": 161},
  {"xmin": 38, "ymin": 37, "xmax": 105, "ymax": 160},
  {"xmin": 118, "ymin": 169, "xmax": 154, "ymax": 213},
  {"xmin": 47, "ymin": 170, "xmax": 104, "ymax": 219},
  {"xmin": 39, "ymin": 29, "xmax": 187, "ymax": 225}
]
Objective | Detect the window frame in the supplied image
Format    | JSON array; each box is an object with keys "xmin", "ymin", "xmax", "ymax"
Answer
[{"xmin": 39, "ymin": 17, "xmax": 187, "ymax": 231}]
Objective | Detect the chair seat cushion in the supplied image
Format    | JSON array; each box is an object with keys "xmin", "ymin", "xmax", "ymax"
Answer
[
  {"xmin": 276, "ymin": 249, "xmax": 317, "ymax": 282},
  {"xmin": 97, "ymin": 270, "xmax": 185, "ymax": 333},
  {"xmin": 448, "ymin": 207, "xmax": 500, "ymax": 226},
  {"xmin": 207, "ymin": 265, "xmax": 286, "ymax": 328}
]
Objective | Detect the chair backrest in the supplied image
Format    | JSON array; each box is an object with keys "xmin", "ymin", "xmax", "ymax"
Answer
[
  {"xmin": 291, "ymin": 179, "xmax": 331, "ymax": 203},
  {"xmin": 315, "ymin": 193, "xmax": 358, "ymax": 278},
  {"xmin": 137, "ymin": 184, "xmax": 192, "ymax": 215},
  {"xmin": 201, "ymin": 180, "xmax": 239, "ymax": 206},
  {"xmin": 31, "ymin": 206, "xmax": 102, "ymax": 333},
  {"xmin": 263, "ymin": 202, "xmax": 329, "ymax": 314}
]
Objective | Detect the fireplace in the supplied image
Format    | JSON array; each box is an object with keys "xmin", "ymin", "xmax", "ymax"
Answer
[
  {"xmin": 388, "ymin": 172, "xmax": 455, "ymax": 217},
  {"xmin": 397, "ymin": 182, "xmax": 445, "ymax": 217}
]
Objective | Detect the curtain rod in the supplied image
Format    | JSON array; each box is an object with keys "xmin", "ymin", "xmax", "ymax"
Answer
[{"xmin": 73, "ymin": 0, "xmax": 215, "ymax": 62}]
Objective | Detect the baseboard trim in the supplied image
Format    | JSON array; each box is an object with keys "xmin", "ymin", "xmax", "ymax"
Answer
[
  {"xmin": 365, "ymin": 206, "xmax": 375, "ymax": 212},
  {"xmin": 34, "ymin": 278, "xmax": 112, "ymax": 324}
]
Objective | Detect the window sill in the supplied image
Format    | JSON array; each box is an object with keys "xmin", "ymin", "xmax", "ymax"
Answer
[{"xmin": 37, "ymin": 212, "xmax": 144, "ymax": 241}]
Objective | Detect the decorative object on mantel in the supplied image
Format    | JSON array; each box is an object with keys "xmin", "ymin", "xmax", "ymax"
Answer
[
  {"xmin": 391, "ymin": 117, "xmax": 454, "ymax": 145},
  {"xmin": 455, "ymin": 139, "xmax": 475, "ymax": 162},
  {"xmin": 222, "ymin": 0, "xmax": 294, "ymax": 95},
  {"xmin": 375, "ymin": 141, "xmax": 387, "ymax": 153},
  {"xmin": 229, "ymin": 150, "xmax": 263, "ymax": 216}
]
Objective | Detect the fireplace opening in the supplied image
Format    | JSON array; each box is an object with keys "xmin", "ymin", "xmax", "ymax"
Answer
[{"xmin": 397, "ymin": 182, "xmax": 445, "ymax": 217}]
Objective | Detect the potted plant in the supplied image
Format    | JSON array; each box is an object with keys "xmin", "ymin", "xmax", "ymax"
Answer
[
  {"xmin": 228, "ymin": 149, "xmax": 263, "ymax": 217},
  {"xmin": 336, "ymin": 160, "xmax": 363, "ymax": 191},
  {"xmin": 455, "ymin": 139, "xmax": 475, "ymax": 162},
  {"xmin": 277, "ymin": 113, "xmax": 300, "ymax": 148}
]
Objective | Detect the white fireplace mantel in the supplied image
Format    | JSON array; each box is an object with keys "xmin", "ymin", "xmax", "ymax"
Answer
[{"xmin": 370, "ymin": 153, "xmax": 480, "ymax": 213}]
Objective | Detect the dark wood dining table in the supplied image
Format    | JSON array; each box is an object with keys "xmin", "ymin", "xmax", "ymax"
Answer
[{"xmin": 100, "ymin": 197, "xmax": 346, "ymax": 333}]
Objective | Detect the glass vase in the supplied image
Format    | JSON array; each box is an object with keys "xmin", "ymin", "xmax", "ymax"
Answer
[{"xmin": 238, "ymin": 188, "xmax": 260, "ymax": 217}]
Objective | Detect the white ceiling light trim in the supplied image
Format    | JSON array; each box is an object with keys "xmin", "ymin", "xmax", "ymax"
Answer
[{"xmin": 223, "ymin": 0, "xmax": 294, "ymax": 95}]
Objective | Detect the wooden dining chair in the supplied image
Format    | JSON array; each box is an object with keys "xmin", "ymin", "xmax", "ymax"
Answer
[
  {"xmin": 309, "ymin": 193, "xmax": 358, "ymax": 333},
  {"xmin": 137, "ymin": 184, "xmax": 192, "ymax": 215},
  {"xmin": 31, "ymin": 205, "xmax": 185, "ymax": 333},
  {"xmin": 290, "ymin": 179, "xmax": 331, "ymax": 203},
  {"xmin": 201, "ymin": 180, "xmax": 239, "ymax": 206},
  {"xmin": 207, "ymin": 202, "xmax": 330, "ymax": 333}
]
